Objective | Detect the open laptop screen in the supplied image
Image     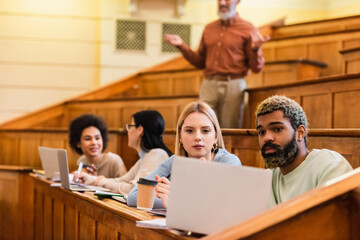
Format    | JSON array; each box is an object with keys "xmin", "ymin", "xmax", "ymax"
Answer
[
  {"xmin": 38, "ymin": 146, "xmax": 60, "ymax": 180},
  {"xmin": 166, "ymin": 156, "xmax": 272, "ymax": 235}
]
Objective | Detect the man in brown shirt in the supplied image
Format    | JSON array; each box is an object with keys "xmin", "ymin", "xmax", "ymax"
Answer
[{"xmin": 164, "ymin": 0, "xmax": 269, "ymax": 128}]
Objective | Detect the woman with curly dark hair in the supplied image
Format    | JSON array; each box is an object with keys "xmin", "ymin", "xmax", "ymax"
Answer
[{"xmin": 69, "ymin": 114, "xmax": 127, "ymax": 178}]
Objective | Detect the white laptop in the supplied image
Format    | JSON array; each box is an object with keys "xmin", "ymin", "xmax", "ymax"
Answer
[
  {"xmin": 38, "ymin": 146, "xmax": 60, "ymax": 180},
  {"xmin": 166, "ymin": 156, "xmax": 273, "ymax": 235},
  {"xmin": 57, "ymin": 148, "xmax": 110, "ymax": 192}
]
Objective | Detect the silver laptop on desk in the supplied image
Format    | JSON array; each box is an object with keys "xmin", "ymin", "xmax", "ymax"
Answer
[
  {"xmin": 57, "ymin": 148, "xmax": 110, "ymax": 192},
  {"xmin": 38, "ymin": 146, "xmax": 60, "ymax": 180},
  {"xmin": 166, "ymin": 156, "xmax": 272, "ymax": 235}
]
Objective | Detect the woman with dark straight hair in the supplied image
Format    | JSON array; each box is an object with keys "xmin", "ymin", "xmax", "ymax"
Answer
[
  {"xmin": 132, "ymin": 110, "xmax": 172, "ymax": 156},
  {"xmin": 75, "ymin": 110, "xmax": 172, "ymax": 195}
]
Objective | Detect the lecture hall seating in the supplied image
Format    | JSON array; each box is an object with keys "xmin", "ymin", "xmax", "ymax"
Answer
[{"xmin": 1, "ymin": 14, "xmax": 360, "ymax": 240}]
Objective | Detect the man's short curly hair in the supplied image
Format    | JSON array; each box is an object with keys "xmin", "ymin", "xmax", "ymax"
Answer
[
  {"xmin": 69, "ymin": 114, "xmax": 108, "ymax": 155},
  {"xmin": 256, "ymin": 95, "xmax": 308, "ymax": 142}
]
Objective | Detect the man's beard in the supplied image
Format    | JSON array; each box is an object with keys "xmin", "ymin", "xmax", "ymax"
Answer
[
  {"xmin": 261, "ymin": 134, "xmax": 298, "ymax": 169},
  {"xmin": 218, "ymin": 2, "xmax": 237, "ymax": 20}
]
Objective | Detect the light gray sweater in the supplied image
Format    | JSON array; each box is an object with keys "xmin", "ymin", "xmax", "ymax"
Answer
[{"xmin": 127, "ymin": 148, "xmax": 241, "ymax": 208}]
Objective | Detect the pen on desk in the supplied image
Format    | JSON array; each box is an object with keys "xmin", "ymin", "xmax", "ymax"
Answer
[{"xmin": 76, "ymin": 162, "xmax": 83, "ymax": 183}]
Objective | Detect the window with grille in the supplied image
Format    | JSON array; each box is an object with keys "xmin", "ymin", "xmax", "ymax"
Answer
[
  {"xmin": 162, "ymin": 23, "xmax": 191, "ymax": 53},
  {"xmin": 116, "ymin": 20, "xmax": 146, "ymax": 51}
]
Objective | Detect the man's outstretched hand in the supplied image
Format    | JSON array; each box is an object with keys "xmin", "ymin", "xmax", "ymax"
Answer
[
  {"xmin": 164, "ymin": 34, "xmax": 183, "ymax": 47},
  {"xmin": 250, "ymin": 31, "xmax": 270, "ymax": 51}
]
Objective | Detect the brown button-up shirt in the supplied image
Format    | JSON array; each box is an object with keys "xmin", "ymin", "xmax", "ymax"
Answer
[{"xmin": 178, "ymin": 14, "xmax": 265, "ymax": 77}]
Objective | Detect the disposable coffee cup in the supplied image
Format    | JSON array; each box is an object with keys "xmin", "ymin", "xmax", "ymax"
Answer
[{"xmin": 137, "ymin": 178, "xmax": 157, "ymax": 210}]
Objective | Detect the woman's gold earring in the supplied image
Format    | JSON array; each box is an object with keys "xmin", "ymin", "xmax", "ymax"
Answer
[{"xmin": 211, "ymin": 143, "xmax": 218, "ymax": 153}]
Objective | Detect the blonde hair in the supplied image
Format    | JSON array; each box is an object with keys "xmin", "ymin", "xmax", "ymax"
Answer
[{"xmin": 175, "ymin": 101, "xmax": 225, "ymax": 156}]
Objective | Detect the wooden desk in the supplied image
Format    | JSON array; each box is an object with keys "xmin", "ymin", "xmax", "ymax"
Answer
[
  {"xmin": 2, "ymin": 166, "xmax": 360, "ymax": 240},
  {"xmin": 0, "ymin": 167, "xmax": 193, "ymax": 240},
  {"xmin": 0, "ymin": 166, "xmax": 34, "ymax": 240},
  {"xmin": 203, "ymin": 169, "xmax": 360, "ymax": 240}
]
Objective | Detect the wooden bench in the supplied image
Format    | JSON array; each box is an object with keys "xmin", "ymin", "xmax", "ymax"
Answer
[
  {"xmin": 246, "ymin": 58, "xmax": 327, "ymax": 88},
  {"xmin": 244, "ymin": 73, "xmax": 360, "ymax": 129},
  {"xmin": 262, "ymin": 15, "xmax": 360, "ymax": 77},
  {"xmin": 340, "ymin": 46, "xmax": 360, "ymax": 74}
]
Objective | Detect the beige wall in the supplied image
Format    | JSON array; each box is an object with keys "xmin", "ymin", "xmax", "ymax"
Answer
[
  {"xmin": 0, "ymin": 0, "xmax": 102, "ymax": 123},
  {"xmin": 327, "ymin": 0, "xmax": 360, "ymax": 18},
  {"xmin": 0, "ymin": 0, "xmax": 359, "ymax": 124}
]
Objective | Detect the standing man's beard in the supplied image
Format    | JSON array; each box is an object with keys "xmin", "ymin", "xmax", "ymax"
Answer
[
  {"xmin": 261, "ymin": 134, "xmax": 299, "ymax": 169},
  {"xmin": 218, "ymin": 2, "xmax": 237, "ymax": 20}
]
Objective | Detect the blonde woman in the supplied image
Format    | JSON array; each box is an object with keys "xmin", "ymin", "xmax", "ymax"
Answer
[{"xmin": 127, "ymin": 102, "xmax": 241, "ymax": 208}]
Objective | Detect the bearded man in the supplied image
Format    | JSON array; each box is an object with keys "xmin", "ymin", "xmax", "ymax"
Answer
[
  {"xmin": 164, "ymin": 0, "xmax": 269, "ymax": 128},
  {"xmin": 255, "ymin": 95, "xmax": 353, "ymax": 205}
]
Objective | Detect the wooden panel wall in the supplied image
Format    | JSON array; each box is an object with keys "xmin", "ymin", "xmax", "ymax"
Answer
[
  {"xmin": 0, "ymin": 169, "xmax": 34, "ymax": 240},
  {"xmin": 0, "ymin": 169, "xmax": 189, "ymax": 240},
  {"xmin": 138, "ymin": 70, "xmax": 203, "ymax": 97},
  {"xmin": 244, "ymin": 74, "xmax": 360, "ymax": 129},
  {"xmin": 246, "ymin": 61, "xmax": 325, "ymax": 88},
  {"xmin": 32, "ymin": 176, "xmax": 187, "ymax": 240}
]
